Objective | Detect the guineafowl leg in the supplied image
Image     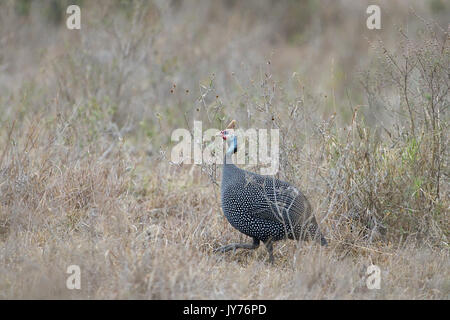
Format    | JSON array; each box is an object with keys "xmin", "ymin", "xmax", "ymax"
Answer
[
  {"xmin": 264, "ymin": 239, "xmax": 274, "ymax": 264},
  {"xmin": 214, "ymin": 237, "xmax": 260, "ymax": 253}
]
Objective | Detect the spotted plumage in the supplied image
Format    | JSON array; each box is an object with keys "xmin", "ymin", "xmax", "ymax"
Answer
[{"xmin": 214, "ymin": 120, "xmax": 327, "ymax": 263}]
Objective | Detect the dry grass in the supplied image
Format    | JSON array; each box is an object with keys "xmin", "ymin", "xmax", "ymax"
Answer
[
  {"xmin": 0, "ymin": 153, "xmax": 448, "ymax": 299},
  {"xmin": 0, "ymin": 1, "xmax": 449, "ymax": 299}
]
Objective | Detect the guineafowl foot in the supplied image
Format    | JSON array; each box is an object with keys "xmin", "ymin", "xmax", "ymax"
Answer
[{"xmin": 214, "ymin": 237, "xmax": 260, "ymax": 253}]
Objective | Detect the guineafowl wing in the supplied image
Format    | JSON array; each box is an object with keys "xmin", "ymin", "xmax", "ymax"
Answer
[{"xmin": 244, "ymin": 172, "xmax": 309, "ymax": 227}]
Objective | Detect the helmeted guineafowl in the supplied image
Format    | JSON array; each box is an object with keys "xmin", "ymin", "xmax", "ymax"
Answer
[{"xmin": 214, "ymin": 120, "xmax": 327, "ymax": 263}]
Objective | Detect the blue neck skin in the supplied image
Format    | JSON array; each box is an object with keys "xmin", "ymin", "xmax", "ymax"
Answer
[{"xmin": 224, "ymin": 136, "xmax": 237, "ymax": 164}]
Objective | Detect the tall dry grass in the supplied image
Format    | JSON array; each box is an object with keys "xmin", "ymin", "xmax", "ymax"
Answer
[{"xmin": 0, "ymin": 0, "xmax": 448, "ymax": 299}]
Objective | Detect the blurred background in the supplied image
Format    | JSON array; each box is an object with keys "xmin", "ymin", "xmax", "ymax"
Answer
[{"xmin": 0, "ymin": 0, "xmax": 448, "ymax": 299}]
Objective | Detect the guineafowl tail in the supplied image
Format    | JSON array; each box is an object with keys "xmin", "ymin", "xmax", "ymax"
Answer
[{"xmin": 311, "ymin": 228, "xmax": 328, "ymax": 247}]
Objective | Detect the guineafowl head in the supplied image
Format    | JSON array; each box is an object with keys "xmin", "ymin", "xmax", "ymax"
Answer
[{"xmin": 218, "ymin": 120, "xmax": 237, "ymax": 154}]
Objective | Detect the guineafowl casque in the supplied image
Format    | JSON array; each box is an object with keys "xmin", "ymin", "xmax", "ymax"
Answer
[{"xmin": 214, "ymin": 120, "xmax": 327, "ymax": 263}]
